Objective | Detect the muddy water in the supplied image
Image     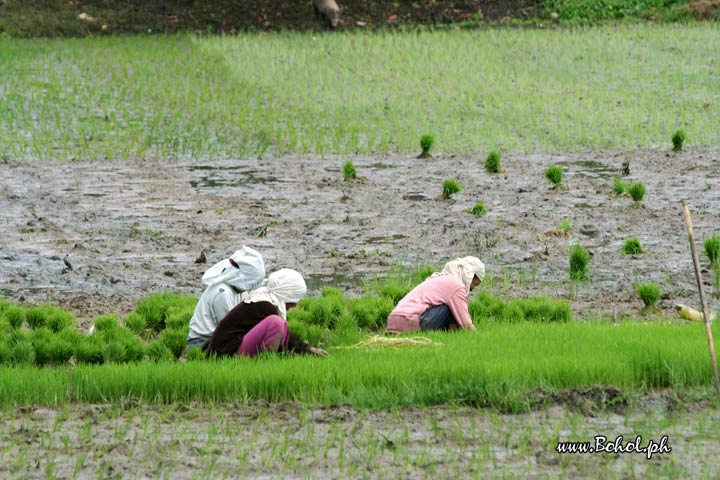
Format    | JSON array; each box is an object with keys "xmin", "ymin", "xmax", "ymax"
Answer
[
  {"xmin": 1, "ymin": 397, "xmax": 718, "ymax": 478},
  {"xmin": 1, "ymin": 150, "xmax": 719, "ymax": 327}
]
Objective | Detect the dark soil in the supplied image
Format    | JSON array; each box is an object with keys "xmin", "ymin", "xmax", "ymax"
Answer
[{"xmin": 1, "ymin": 0, "xmax": 542, "ymax": 37}]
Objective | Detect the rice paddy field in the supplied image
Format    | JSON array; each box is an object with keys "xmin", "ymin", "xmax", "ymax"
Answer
[{"xmin": 2, "ymin": 24, "xmax": 720, "ymax": 478}]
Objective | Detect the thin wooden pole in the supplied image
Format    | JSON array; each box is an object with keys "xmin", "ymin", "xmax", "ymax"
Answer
[{"xmin": 682, "ymin": 200, "xmax": 720, "ymax": 396}]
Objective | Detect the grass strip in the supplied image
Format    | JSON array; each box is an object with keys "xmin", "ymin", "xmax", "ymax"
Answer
[
  {"xmin": 1, "ymin": 24, "xmax": 719, "ymax": 160},
  {"xmin": 1, "ymin": 322, "xmax": 717, "ymax": 410}
]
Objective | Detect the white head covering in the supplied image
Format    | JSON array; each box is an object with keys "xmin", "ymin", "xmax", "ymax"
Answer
[
  {"xmin": 241, "ymin": 268, "xmax": 307, "ymax": 320},
  {"xmin": 201, "ymin": 246, "xmax": 265, "ymax": 290},
  {"xmin": 431, "ymin": 256, "xmax": 485, "ymax": 293}
]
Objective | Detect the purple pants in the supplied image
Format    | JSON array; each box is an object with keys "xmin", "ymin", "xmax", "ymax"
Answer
[{"xmin": 237, "ymin": 315, "xmax": 289, "ymax": 357}]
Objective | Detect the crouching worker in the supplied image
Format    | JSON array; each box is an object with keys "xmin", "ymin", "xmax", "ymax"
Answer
[
  {"xmin": 187, "ymin": 246, "xmax": 266, "ymax": 349},
  {"xmin": 387, "ymin": 256, "xmax": 485, "ymax": 333},
  {"xmin": 206, "ymin": 269, "xmax": 328, "ymax": 358}
]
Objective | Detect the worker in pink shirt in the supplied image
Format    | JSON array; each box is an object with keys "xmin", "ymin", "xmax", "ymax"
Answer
[{"xmin": 387, "ymin": 256, "xmax": 485, "ymax": 333}]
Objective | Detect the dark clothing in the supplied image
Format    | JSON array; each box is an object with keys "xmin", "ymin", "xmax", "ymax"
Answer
[
  {"xmin": 419, "ymin": 304, "xmax": 458, "ymax": 331},
  {"xmin": 206, "ymin": 301, "xmax": 311, "ymax": 357}
]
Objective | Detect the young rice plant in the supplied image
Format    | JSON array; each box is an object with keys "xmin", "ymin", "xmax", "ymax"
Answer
[
  {"xmin": 672, "ymin": 129, "xmax": 686, "ymax": 152},
  {"xmin": 569, "ymin": 245, "xmax": 590, "ymax": 281},
  {"xmin": 484, "ymin": 150, "xmax": 502, "ymax": 174},
  {"xmin": 621, "ymin": 237, "xmax": 644, "ymax": 255},
  {"xmin": 635, "ymin": 283, "xmax": 662, "ymax": 312},
  {"xmin": 628, "ymin": 182, "xmax": 646, "ymax": 204},
  {"xmin": 343, "ymin": 160, "xmax": 357, "ymax": 181},
  {"xmin": 470, "ymin": 202, "xmax": 487, "ymax": 216},
  {"xmin": 704, "ymin": 235, "xmax": 720, "ymax": 269},
  {"xmin": 418, "ymin": 134, "xmax": 434, "ymax": 158},
  {"xmin": 442, "ymin": 179, "xmax": 462, "ymax": 199},
  {"xmin": 545, "ymin": 164, "xmax": 563, "ymax": 188}
]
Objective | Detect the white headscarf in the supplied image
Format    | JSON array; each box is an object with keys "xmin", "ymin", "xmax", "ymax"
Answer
[
  {"xmin": 431, "ymin": 256, "xmax": 485, "ymax": 293},
  {"xmin": 201, "ymin": 246, "xmax": 266, "ymax": 290},
  {"xmin": 241, "ymin": 268, "xmax": 307, "ymax": 320}
]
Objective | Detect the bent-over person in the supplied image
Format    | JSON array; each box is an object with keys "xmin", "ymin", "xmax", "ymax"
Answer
[{"xmin": 387, "ymin": 256, "xmax": 485, "ymax": 333}]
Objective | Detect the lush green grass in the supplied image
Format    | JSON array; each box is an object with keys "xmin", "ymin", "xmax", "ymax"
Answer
[
  {"xmin": 1, "ymin": 322, "xmax": 718, "ymax": 410},
  {"xmin": 1, "ymin": 24, "xmax": 719, "ymax": 160}
]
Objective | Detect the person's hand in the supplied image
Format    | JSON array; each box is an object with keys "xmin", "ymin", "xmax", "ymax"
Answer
[{"xmin": 308, "ymin": 346, "xmax": 328, "ymax": 357}]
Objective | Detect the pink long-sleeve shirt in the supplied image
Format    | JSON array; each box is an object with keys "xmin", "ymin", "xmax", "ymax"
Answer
[{"xmin": 386, "ymin": 275, "xmax": 476, "ymax": 333}]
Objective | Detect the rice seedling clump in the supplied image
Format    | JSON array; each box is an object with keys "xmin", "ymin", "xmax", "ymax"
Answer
[
  {"xmin": 621, "ymin": 237, "xmax": 644, "ymax": 255},
  {"xmin": 343, "ymin": 160, "xmax": 357, "ymax": 180},
  {"xmin": 418, "ymin": 134, "xmax": 434, "ymax": 158},
  {"xmin": 484, "ymin": 150, "xmax": 502, "ymax": 174},
  {"xmin": 442, "ymin": 179, "xmax": 462, "ymax": 199},
  {"xmin": 569, "ymin": 245, "xmax": 590, "ymax": 281},
  {"xmin": 613, "ymin": 177, "xmax": 629, "ymax": 195},
  {"xmin": 544, "ymin": 164, "xmax": 563, "ymax": 187},
  {"xmin": 704, "ymin": 235, "xmax": 720, "ymax": 269},
  {"xmin": 672, "ymin": 129, "xmax": 686, "ymax": 152},
  {"xmin": 470, "ymin": 202, "xmax": 486, "ymax": 216},
  {"xmin": 636, "ymin": 283, "xmax": 662, "ymax": 312},
  {"xmin": 628, "ymin": 182, "xmax": 646, "ymax": 203}
]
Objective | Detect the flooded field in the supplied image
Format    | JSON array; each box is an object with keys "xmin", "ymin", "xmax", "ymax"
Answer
[
  {"xmin": 1, "ymin": 394, "xmax": 719, "ymax": 478},
  {"xmin": 2, "ymin": 150, "xmax": 719, "ymax": 328}
]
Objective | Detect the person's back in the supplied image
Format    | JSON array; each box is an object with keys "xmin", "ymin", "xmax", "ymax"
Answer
[
  {"xmin": 187, "ymin": 282, "xmax": 241, "ymax": 348},
  {"xmin": 387, "ymin": 256, "xmax": 485, "ymax": 333},
  {"xmin": 186, "ymin": 246, "xmax": 266, "ymax": 349},
  {"xmin": 387, "ymin": 275, "xmax": 468, "ymax": 333}
]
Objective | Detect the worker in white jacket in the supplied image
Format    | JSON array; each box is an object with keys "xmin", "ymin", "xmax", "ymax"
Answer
[{"xmin": 187, "ymin": 246, "xmax": 265, "ymax": 349}]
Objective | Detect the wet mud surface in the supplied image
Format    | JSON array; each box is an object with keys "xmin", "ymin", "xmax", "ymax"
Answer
[
  {"xmin": 1, "ymin": 149, "xmax": 719, "ymax": 328},
  {"xmin": 1, "ymin": 396, "xmax": 718, "ymax": 478}
]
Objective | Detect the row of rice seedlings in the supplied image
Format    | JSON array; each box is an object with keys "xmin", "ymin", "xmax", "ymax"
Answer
[{"xmin": 1, "ymin": 321, "xmax": 716, "ymax": 409}]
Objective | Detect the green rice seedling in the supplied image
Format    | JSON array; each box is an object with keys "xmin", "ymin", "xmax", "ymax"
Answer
[
  {"xmin": 186, "ymin": 347, "xmax": 205, "ymax": 361},
  {"xmin": 147, "ymin": 340, "xmax": 174, "ymax": 362},
  {"xmin": 569, "ymin": 245, "xmax": 590, "ymax": 281},
  {"xmin": 0, "ymin": 318, "xmax": 10, "ymax": 335},
  {"xmin": 484, "ymin": 150, "xmax": 502, "ymax": 174},
  {"xmin": 557, "ymin": 218, "xmax": 572, "ymax": 234},
  {"xmin": 11, "ymin": 340, "xmax": 35, "ymax": 366},
  {"xmin": 501, "ymin": 302, "xmax": 525, "ymax": 323},
  {"xmin": 159, "ymin": 329, "xmax": 188, "ymax": 359},
  {"xmin": 628, "ymin": 182, "xmax": 646, "ymax": 203},
  {"xmin": 93, "ymin": 315, "xmax": 118, "ymax": 332},
  {"xmin": 704, "ymin": 235, "xmax": 720, "ymax": 269},
  {"xmin": 133, "ymin": 292, "xmax": 197, "ymax": 332},
  {"xmin": 306, "ymin": 295, "xmax": 345, "ymax": 328},
  {"xmin": 123, "ymin": 312, "xmax": 146, "ymax": 336},
  {"xmin": 4, "ymin": 306, "xmax": 24, "ymax": 330},
  {"xmin": 31, "ymin": 327, "xmax": 59, "ymax": 365},
  {"xmin": 544, "ymin": 165, "xmax": 563, "ymax": 188},
  {"xmin": 635, "ymin": 283, "xmax": 662, "ymax": 312},
  {"xmin": 621, "ymin": 237, "xmax": 644, "ymax": 255},
  {"xmin": 103, "ymin": 341, "xmax": 128, "ymax": 364},
  {"xmin": 47, "ymin": 338, "xmax": 74, "ymax": 365},
  {"xmin": 442, "ymin": 179, "xmax": 462, "ymax": 200},
  {"xmin": 343, "ymin": 161, "xmax": 357, "ymax": 180},
  {"xmin": 117, "ymin": 329, "xmax": 145, "ymax": 362},
  {"xmin": 305, "ymin": 325, "xmax": 326, "ymax": 347},
  {"xmin": 56, "ymin": 327, "xmax": 82, "ymax": 346},
  {"xmin": 75, "ymin": 336, "xmax": 105, "ymax": 365},
  {"xmin": 0, "ymin": 341, "xmax": 10, "ymax": 365},
  {"xmin": 612, "ymin": 177, "xmax": 629, "ymax": 195},
  {"xmin": 165, "ymin": 305, "xmax": 194, "ymax": 331},
  {"xmin": 470, "ymin": 202, "xmax": 486, "ymax": 216},
  {"xmin": 672, "ymin": 129, "xmax": 686, "ymax": 152},
  {"xmin": 24, "ymin": 304, "xmax": 75, "ymax": 332},
  {"xmin": 288, "ymin": 320, "xmax": 309, "ymax": 343},
  {"xmin": 418, "ymin": 134, "xmax": 434, "ymax": 159}
]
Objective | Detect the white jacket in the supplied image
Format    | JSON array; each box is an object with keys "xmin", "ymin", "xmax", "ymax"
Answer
[{"xmin": 187, "ymin": 282, "xmax": 241, "ymax": 340}]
